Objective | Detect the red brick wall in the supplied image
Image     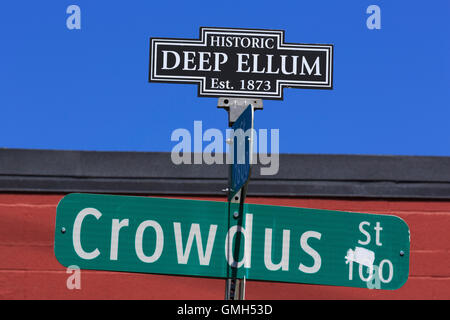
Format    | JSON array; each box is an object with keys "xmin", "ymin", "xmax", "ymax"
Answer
[{"xmin": 1, "ymin": 193, "xmax": 449, "ymax": 300}]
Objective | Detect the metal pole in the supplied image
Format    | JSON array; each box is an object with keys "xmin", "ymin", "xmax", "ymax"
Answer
[
  {"xmin": 225, "ymin": 188, "xmax": 246, "ymax": 300},
  {"xmin": 218, "ymin": 97, "xmax": 262, "ymax": 300}
]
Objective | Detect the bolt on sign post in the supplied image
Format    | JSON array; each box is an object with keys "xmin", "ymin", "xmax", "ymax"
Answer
[{"xmin": 54, "ymin": 193, "xmax": 410, "ymax": 290}]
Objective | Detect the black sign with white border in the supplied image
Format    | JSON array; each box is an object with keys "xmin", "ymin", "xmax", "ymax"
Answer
[{"xmin": 149, "ymin": 27, "xmax": 333, "ymax": 100}]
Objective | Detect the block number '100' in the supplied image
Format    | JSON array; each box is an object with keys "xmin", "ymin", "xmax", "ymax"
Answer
[{"xmin": 348, "ymin": 221, "xmax": 395, "ymax": 288}]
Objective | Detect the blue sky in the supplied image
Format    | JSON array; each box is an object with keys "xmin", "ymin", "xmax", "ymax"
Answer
[{"xmin": 1, "ymin": 1, "xmax": 449, "ymax": 155}]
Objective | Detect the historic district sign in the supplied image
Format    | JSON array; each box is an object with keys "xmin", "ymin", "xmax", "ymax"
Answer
[
  {"xmin": 149, "ymin": 27, "xmax": 333, "ymax": 99},
  {"xmin": 54, "ymin": 193, "xmax": 410, "ymax": 290}
]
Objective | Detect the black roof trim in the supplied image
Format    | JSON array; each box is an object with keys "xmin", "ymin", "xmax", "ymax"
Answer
[{"xmin": 1, "ymin": 148, "xmax": 450, "ymax": 199}]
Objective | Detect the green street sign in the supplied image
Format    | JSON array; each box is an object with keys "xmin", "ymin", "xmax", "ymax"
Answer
[{"xmin": 54, "ymin": 193, "xmax": 410, "ymax": 290}]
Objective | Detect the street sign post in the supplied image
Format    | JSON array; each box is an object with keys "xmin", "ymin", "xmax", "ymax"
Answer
[
  {"xmin": 149, "ymin": 27, "xmax": 333, "ymax": 99},
  {"xmin": 218, "ymin": 100, "xmax": 256, "ymax": 299},
  {"xmin": 54, "ymin": 193, "xmax": 410, "ymax": 290}
]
